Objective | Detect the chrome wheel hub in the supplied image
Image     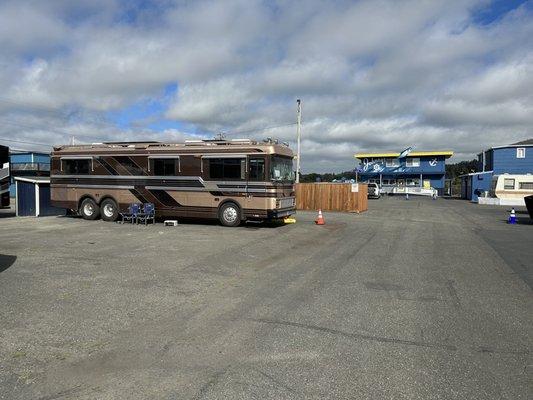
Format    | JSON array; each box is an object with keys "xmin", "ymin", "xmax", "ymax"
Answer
[
  {"xmin": 103, "ymin": 204, "xmax": 114, "ymax": 218},
  {"xmin": 83, "ymin": 203, "xmax": 94, "ymax": 216},
  {"xmin": 223, "ymin": 207, "xmax": 238, "ymax": 223}
]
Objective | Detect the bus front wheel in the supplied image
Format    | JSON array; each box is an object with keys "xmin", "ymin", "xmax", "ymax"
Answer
[
  {"xmin": 219, "ymin": 202, "xmax": 241, "ymax": 227},
  {"xmin": 79, "ymin": 198, "xmax": 100, "ymax": 220}
]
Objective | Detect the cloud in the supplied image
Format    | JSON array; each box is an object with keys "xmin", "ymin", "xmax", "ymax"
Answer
[{"xmin": 0, "ymin": 0, "xmax": 532, "ymax": 172}]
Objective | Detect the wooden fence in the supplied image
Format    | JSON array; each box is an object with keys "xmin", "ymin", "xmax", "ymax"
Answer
[{"xmin": 295, "ymin": 183, "xmax": 368, "ymax": 213}]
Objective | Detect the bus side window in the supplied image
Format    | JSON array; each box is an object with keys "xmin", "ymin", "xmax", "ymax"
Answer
[
  {"xmin": 208, "ymin": 158, "xmax": 245, "ymax": 180},
  {"xmin": 152, "ymin": 159, "xmax": 177, "ymax": 176},
  {"xmin": 249, "ymin": 158, "xmax": 265, "ymax": 181},
  {"xmin": 63, "ymin": 159, "xmax": 90, "ymax": 174}
]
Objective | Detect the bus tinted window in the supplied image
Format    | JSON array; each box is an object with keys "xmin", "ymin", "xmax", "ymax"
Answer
[
  {"xmin": 115, "ymin": 156, "xmax": 144, "ymax": 175},
  {"xmin": 209, "ymin": 158, "xmax": 245, "ymax": 180},
  {"xmin": 249, "ymin": 158, "xmax": 265, "ymax": 181},
  {"xmin": 153, "ymin": 159, "xmax": 176, "ymax": 176},
  {"xmin": 64, "ymin": 159, "xmax": 90, "ymax": 174}
]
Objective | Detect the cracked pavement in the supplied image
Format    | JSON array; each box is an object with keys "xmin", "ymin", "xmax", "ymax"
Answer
[{"xmin": 0, "ymin": 197, "xmax": 532, "ymax": 399}]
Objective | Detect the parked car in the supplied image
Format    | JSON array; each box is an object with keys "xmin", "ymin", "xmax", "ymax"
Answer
[{"xmin": 367, "ymin": 183, "xmax": 381, "ymax": 199}]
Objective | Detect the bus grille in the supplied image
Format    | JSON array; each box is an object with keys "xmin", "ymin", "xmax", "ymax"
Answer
[{"xmin": 278, "ymin": 197, "xmax": 295, "ymax": 208}]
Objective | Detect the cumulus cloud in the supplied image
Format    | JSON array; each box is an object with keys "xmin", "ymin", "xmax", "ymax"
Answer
[{"xmin": 0, "ymin": 0, "xmax": 532, "ymax": 171}]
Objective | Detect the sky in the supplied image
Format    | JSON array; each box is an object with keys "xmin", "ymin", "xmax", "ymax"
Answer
[{"xmin": 0, "ymin": 0, "xmax": 532, "ymax": 173}]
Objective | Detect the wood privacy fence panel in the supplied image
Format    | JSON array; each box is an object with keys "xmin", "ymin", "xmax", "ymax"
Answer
[{"xmin": 295, "ymin": 183, "xmax": 368, "ymax": 212}]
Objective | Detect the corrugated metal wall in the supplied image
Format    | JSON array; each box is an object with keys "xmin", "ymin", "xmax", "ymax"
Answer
[
  {"xmin": 17, "ymin": 181, "xmax": 36, "ymax": 216},
  {"xmin": 38, "ymin": 184, "xmax": 63, "ymax": 216},
  {"xmin": 493, "ymin": 148, "xmax": 533, "ymax": 174}
]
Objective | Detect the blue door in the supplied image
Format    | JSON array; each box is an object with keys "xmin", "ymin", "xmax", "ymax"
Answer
[
  {"xmin": 17, "ymin": 181, "xmax": 36, "ymax": 216},
  {"xmin": 38, "ymin": 184, "xmax": 63, "ymax": 216}
]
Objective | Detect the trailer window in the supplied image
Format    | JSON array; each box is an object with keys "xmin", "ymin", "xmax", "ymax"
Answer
[
  {"xmin": 153, "ymin": 159, "xmax": 176, "ymax": 176},
  {"xmin": 503, "ymin": 178, "xmax": 515, "ymax": 190},
  {"xmin": 208, "ymin": 158, "xmax": 245, "ymax": 180},
  {"xmin": 249, "ymin": 158, "xmax": 265, "ymax": 181},
  {"xmin": 63, "ymin": 159, "xmax": 90, "ymax": 174},
  {"xmin": 519, "ymin": 182, "xmax": 533, "ymax": 190}
]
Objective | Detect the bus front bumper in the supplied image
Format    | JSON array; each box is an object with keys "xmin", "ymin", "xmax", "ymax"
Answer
[{"xmin": 266, "ymin": 208, "xmax": 296, "ymax": 219}]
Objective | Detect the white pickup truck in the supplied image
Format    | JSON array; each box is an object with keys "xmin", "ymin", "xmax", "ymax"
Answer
[{"xmin": 367, "ymin": 183, "xmax": 381, "ymax": 199}]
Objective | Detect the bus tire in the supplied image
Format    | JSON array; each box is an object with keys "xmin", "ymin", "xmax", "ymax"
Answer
[
  {"xmin": 219, "ymin": 202, "xmax": 241, "ymax": 227},
  {"xmin": 79, "ymin": 198, "xmax": 100, "ymax": 220},
  {"xmin": 100, "ymin": 198, "xmax": 119, "ymax": 222}
]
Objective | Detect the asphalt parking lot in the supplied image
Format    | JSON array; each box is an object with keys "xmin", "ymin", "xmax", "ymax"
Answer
[{"xmin": 1, "ymin": 197, "xmax": 532, "ymax": 399}]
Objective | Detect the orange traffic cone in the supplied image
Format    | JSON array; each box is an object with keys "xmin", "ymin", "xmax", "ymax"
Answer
[{"xmin": 315, "ymin": 209, "xmax": 325, "ymax": 225}]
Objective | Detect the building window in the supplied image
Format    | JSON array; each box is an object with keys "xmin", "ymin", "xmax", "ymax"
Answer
[
  {"xmin": 385, "ymin": 159, "xmax": 399, "ymax": 167},
  {"xmin": 516, "ymin": 148, "xmax": 525, "ymax": 158},
  {"xmin": 248, "ymin": 158, "xmax": 265, "ymax": 181},
  {"xmin": 406, "ymin": 158, "xmax": 420, "ymax": 167},
  {"xmin": 503, "ymin": 178, "xmax": 515, "ymax": 190},
  {"xmin": 208, "ymin": 158, "xmax": 245, "ymax": 180},
  {"xmin": 519, "ymin": 182, "xmax": 533, "ymax": 190},
  {"xmin": 63, "ymin": 159, "xmax": 90, "ymax": 174}
]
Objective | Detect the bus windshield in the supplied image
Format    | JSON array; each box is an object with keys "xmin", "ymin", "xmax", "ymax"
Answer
[{"xmin": 270, "ymin": 156, "xmax": 294, "ymax": 182}]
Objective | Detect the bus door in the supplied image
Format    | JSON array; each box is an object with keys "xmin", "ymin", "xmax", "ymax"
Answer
[{"xmin": 247, "ymin": 156, "xmax": 266, "ymax": 204}]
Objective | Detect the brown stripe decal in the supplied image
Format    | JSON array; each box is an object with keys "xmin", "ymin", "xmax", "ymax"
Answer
[
  {"xmin": 114, "ymin": 156, "xmax": 147, "ymax": 176},
  {"xmin": 129, "ymin": 188, "xmax": 151, "ymax": 204},
  {"xmin": 96, "ymin": 157, "xmax": 119, "ymax": 175},
  {"xmin": 147, "ymin": 189, "xmax": 182, "ymax": 207}
]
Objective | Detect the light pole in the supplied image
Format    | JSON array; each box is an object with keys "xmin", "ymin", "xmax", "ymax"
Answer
[{"xmin": 296, "ymin": 99, "xmax": 301, "ymax": 183}]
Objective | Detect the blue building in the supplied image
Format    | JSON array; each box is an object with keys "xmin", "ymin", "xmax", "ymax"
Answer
[
  {"xmin": 354, "ymin": 150, "xmax": 453, "ymax": 195},
  {"xmin": 461, "ymin": 139, "xmax": 533, "ymax": 201},
  {"xmin": 9, "ymin": 151, "xmax": 50, "ymax": 197}
]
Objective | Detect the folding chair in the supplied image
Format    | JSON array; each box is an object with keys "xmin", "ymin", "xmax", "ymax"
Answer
[
  {"xmin": 120, "ymin": 203, "xmax": 141, "ymax": 224},
  {"xmin": 137, "ymin": 203, "xmax": 155, "ymax": 225}
]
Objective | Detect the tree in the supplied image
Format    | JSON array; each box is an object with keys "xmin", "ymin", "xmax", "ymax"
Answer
[{"xmin": 445, "ymin": 159, "xmax": 478, "ymax": 181}]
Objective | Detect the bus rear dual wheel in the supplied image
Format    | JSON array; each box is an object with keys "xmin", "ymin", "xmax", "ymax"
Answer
[{"xmin": 79, "ymin": 198, "xmax": 119, "ymax": 222}]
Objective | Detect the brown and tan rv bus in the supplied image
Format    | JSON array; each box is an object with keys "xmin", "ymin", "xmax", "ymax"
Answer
[{"xmin": 50, "ymin": 139, "xmax": 296, "ymax": 226}]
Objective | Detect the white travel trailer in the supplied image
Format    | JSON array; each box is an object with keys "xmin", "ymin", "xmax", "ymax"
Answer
[{"xmin": 488, "ymin": 174, "xmax": 533, "ymax": 206}]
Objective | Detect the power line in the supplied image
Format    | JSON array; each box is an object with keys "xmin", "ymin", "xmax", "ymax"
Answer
[
  {"xmin": 0, "ymin": 96, "xmax": 134, "ymax": 133},
  {"xmin": 0, "ymin": 137, "xmax": 52, "ymax": 148},
  {"xmin": 0, "ymin": 118, "xmax": 102, "ymax": 141},
  {"xmin": 222, "ymin": 122, "xmax": 297, "ymax": 136},
  {"xmin": 0, "ymin": 94, "xmax": 300, "ymax": 141},
  {"xmin": 0, "ymin": 97, "xmax": 64, "ymax": 113}
]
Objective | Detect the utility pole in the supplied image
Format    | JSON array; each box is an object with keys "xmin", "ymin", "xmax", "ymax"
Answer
[{"xmin": 296, "ymin": 99, "xmax": 302, "ymax": 183}]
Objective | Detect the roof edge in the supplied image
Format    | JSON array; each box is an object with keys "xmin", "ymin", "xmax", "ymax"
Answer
[{"xmin": 354, "ymin": 151, "xmax": 454, "ymax": 159}]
